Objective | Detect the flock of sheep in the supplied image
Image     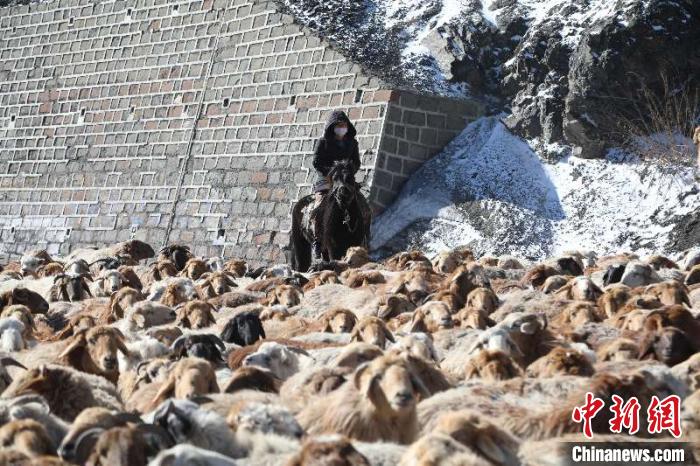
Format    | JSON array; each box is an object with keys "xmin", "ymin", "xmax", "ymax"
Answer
[{"xmin": 0, "ymin": 240, "xmax": 699, "ymax": 465}]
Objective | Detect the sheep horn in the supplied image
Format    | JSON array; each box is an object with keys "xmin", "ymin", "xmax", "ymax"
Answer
[
  {"xmin": 112, "ymin": 412, "xmax": 144, "ymax": 426},
  {"xmin": 136, "ymin": 423, "xmax": 175, "ymax": 451},
  {"xmin": 73, "ymin": 427, "xmax": 105, "ymax": 463},
  {"xmin": 1, "ymin": 357, "xmax": 27, "ymax": 370}
]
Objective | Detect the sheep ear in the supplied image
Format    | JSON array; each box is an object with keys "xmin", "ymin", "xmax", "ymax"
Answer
[
  {"xmin": 82, "ymin": 281, "xmax": 92, "ymax": 297},
  {"xmin": 114, "ymin": 330, "xmax": 131, "ymax": 356},
  {"xmin": 58, "ymin": 333, "xmax": 87, "ymax": 360},
  {"xmin": 199, "ymin": 272, "xmax": 211, "ymax": 281},
  {"xmin": 383, "ymin": 326, "xmax": 396, "ymax": 343},
  {"xmin": 410, "ymin": 372, "xmax": 430, "ymax": 400},
  {"xmin": 151, "ymin": 376, "xmax": 176, "ymax": 408},
  {"xmin": 353, "ymin": 363, "xmax": 370, "ymax": 391},
  {"xmin": 409, "ymin": 313, "xmax": 426, "ymax": 333},
  {"xmin": 349, "ymin": 327, "xmax": 360, "ymax": 342},
  {"xmin": 476, "ymin": 433, "xmax": 507, "ymax": 464}
]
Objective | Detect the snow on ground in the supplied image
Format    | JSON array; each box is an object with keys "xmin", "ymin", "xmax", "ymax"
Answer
[{"xmin": 371, "ymin": 117, "xmax": 700, "ymax": 260}]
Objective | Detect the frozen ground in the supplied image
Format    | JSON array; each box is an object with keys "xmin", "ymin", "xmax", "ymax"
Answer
[{"xmin": 371, "ymin": 117, "xmax": 700, "ymax": 260}]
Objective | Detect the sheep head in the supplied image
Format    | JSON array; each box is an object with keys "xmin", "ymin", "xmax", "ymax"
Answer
[
  {"xmin": 242, "ymin": 342, "xmax": 310, "ymax": 380},
  {"xmin": 106, "ymin": 287, "xmax": 144, "ymax": 323},
  {"xmin": 350, "ymin": 316, "xmax": 395, "ymax": 349},
  {"xmin": 343, "ymin": 246, "xmax": 370, "ymax": 269},
  {"xmin": 264, "ymin": 284, "xmax": 302, "ymax": 307},
  {"xmin": 464, "ymin": 349, "xmax": 522, "ymax": 381},
  {"xmin": 223, "ymin": 259, "xmax": 247, "ymax": 278},
  {"xmin": 1, "ymin": 305, "xmax": 35, "ymax": 338},
  {"xmin": 58, "ymin": 326, "xmax": 130, "ymax": 381},
  {"xmin": 49, "ymin": 274, "xmax": 92, "ymax": 302},
  {"xmin": 175, "ymin": 300, "xmax": 216, "ymax": 329},
  {"xmin": 0, "ymin": 287, "xmax": 49, "ymax": 314},
  {"xmin": 320, "ymin": 308, "xmax": 357, "ymax": 333},
  {"xmin": 0, "ymin": 419, "xmax": 54, "ymax": 458},
  {"xmin": 353, "ymin": 354, "xmax": 428, "ymax": 416},
  {"xmin": 179, "ymin": 258, "xmax": 208, "ymax": 280},
  {"xmin": 151, "ymin": 358, "xmax": 219, "ymax": 409},
  {"xmin": 409, "ymin": 302, "xmax": 453, "ymax": 333},
  {"xmin": 286, "ymin": 435, "xmax": 370, "ymax": 466},
  {"xmin": 197, "ymin": 271, "xmax": 237, "ymax": 298},
  {"xmin": 334, "ymin": 342, "xmax": 384, "ymax": 369},
  {"xmin": 525, "ymin": 347, "xmax": 594, "ymax": 377},
  {"xmin": 158, "ymin": 245, "xmax": 193, "ymax": 271}
]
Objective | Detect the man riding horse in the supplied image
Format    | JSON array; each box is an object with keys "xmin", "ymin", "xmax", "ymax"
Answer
[{"xmin": 289, "ymin": 110, "xmax": 371, "ymax": 271}]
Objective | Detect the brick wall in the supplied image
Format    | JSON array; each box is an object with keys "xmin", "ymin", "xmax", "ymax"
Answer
[{"xmin": 0, "ymin": 0, "xmax": 483, "ymax": 264}]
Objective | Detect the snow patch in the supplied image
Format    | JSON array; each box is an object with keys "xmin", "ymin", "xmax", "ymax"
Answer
[{"xmin": 372, "ymin": 117, "xmax": 699, "ymax": 260}]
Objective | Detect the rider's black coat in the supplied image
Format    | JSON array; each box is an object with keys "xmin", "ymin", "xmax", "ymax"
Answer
[{"xmin": 312, "ymin": 110, "xmax": 361, "ymax": 179}]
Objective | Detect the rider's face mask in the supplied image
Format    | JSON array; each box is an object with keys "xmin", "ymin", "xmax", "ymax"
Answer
[{"xmin": 334, "ymin": 126, "xmax": 348, "ymax": 137}]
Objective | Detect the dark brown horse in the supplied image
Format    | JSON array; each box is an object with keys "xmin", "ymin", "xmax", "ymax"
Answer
[{"xmin": 289, "ymin": 160, "xmax": 371, "ymax": 271}]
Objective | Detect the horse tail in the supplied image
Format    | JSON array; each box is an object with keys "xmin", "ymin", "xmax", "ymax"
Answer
[{"xmin": 290, "ymin": 195, "xmax": 313, "ymax": 271}]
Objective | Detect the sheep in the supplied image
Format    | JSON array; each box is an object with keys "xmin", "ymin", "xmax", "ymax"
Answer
[
  {"xmin": 150, "ymin": 357, "xmax": 220, "ymax": 410},
  {"xmin": 520, "ymin": 264, "xmax": 559, "ymax": 289},
  {"xmin": 149, "ymin": 278, "xmax": 200, "ymax": 307},
  {"xmin": 619, "ymin": 261, "xmax": 661, "ymax": 287},
  {"xmin": 197, "ymin": 271, "xmax": 238, "ymax": 298},
  {"xmin": 463, "ymin": 287, "xmax": 499, "ymax": 315},
  {"xmin": 148, "ymin": 444, "xmax": 238, "ymax": 466},
  {"xmin": 48, "ymin": 274, "xmax": 93, "ymax": 302},
  {"xmin": 221, "ymin": 312, "xmax": 266, "ymax": 346},
  {"xmin": 397, "ymin": 433, "xmax": 490, "ymax": 466},
  {"xmin": 342, "ymin": 270, "xmax": 386, "ymax": 288},
  {"xmin": 158, "ymin": 245, "xmax": 193, "ymax": 272},
  {"xmin": 84, "ymin": 426, "xmax": 161, "ymax": 466},
  {"xmin": 175, "ymin": 300, "xmax": 216, "ymax": 329},
  {"xmin": 100, "ymin": 287, "xmax": 144, "ymax": 324},
  {"xmin": 223, "ymin": 259, "xmax": 248, "ymax": 278},
  {"xmin": 433, "ymin": 410, "xmax": 520, "ymax": 466},
  {"xmin": 463, "ymin": 349, "xmax": 523, "ymax": 381},
  {"xmin": 179, "ymin": 258, "xmax": 209, "ymax": 281},
  {"xmin": 550, "ymin": 301, "xmax": 602, "ymax": 331},
  {"xmin": 303, "ymin": 270, "xmax": 342, "ymax": 291},
  {"xmin": 687, "ymin": 264, "xmax": 700, "ymax": 286},
  {"xmin": 47, "ymin": 313, "xmax": 96, "ymax": 341},
  {"xmin": 408, "ymin": 301, "xmax": 453, "ymax": 333},
  {"xmin": 263, "ymin": 284, "xmax": 302, "ymax": 307},
  {"xmin": 444, "ymin": 264, "xmax": 490, "ymax": 303},
  {"xmin": 385, "ymin": 251, "xmax": 432, "ymax": 272},
  {"xmin": 643, "ymin": 280, "xmax": 691, "ymax": 306},
  {"xmin": 0, "ymin": 356, "xmax": 26, "ymax": 392},
  {"xmin": 334, "ymin": 342, "xmax": 384, "ymax": 369},
  {"xmin": 38, "ymin": 262, "xmax": 65, "ymax": 278},
  {"xmin": 0, "ymin": 419, "xmax": 55, "ymax": 458},
  {"xmin": 454, "ymin": 307, "xmax": 494, "ymax": 330},
  {"xmin": 596, "ymin": 338, "xmax": 639, "ymax": 362},
  {"xmin": 0, "ymin": 317, "xmax": 27, "ymax": 351},
  {"xmin": 171, "ymin": 334, "xmax": 226, "ymax": 363},
  {"xmin": 91, "ymin": 270, "xmax": 127, "ymax": 297},
  {"xmin": 56, "ymin": 325, "xmax": 131, "ymax": 384},
  {"xmin": 57, "ymin": 408, "xmax": 142, "ymax": 464},
  {"xmin": 298, "ymin": 353, "xmax": 429, "ymax": 444},
  {"xmin": 318, "ymin": 307, "xmax": 358, "ymax": 333},
  {"xmin": 224, "ymin": 366, "xmax": 281, "ymax": 394},
  {"xmin": 147, "ymin": 326, "xmax": 183, "ymax": 346},
  {"xmin": 209, "ymin": 290, "xmax": 261, "ymax": 308},
  {"xmin": 64, "ymin": 258, "xmax": 91, "ymax": 276},
  {"xmin": 286, "ymin": 435, "xmax": 370, "ymax": 466},
  {"xmin": 243, "ymin": 341, "xmax": 314, "ymax": 380},
  {"xmin": 377, "ymin": 293, "xmax": 415, "ymax": 320},
  {"xmin": 554, "ymin": 276, "xmax": 602, "ymax": 301},
  {"xmin": 432, "ymin": 249, "xmax": 471, "ymax": 274},
  {"xmin": 350, "ymin": 316, "xmax": 395, "ymax": 349},
  {"xmin": 121, "ymin": 301, "xmax": 176, "ymax": 332},
  {"xmin": 142, "ymin": 260, "xmax": 179, "ymax": 289},
  {"xmin": 391, "ymin": 333, "xmax": 439, "ymax": 362},
  {"xmin": 20, "ymin": 250, "xmax": 53, "ymax": 276},
  {"xmin": 0, "ymin": 394, "xmax": 69, "ymax": 449},
  {"xmin": 3, "ymin": 364, "xmax": 123, "ymax": 421},
  {"xmin": 0, "ymin": 287, "xmax": 49, "ymax": 314},
  {"xmin": 525, "ymin": 346, "xmax": 595, "ymax": 377},
  {"xmin": 151, "ymin": 398, "xmax": 244, "ymax": 458},
  {"xmin": 1, "ymin": 304, "xmax": 35, "ymax": 339},
  {"xmin": 227, "ymin": 401, "xmax": 303, "ymax": 440}
]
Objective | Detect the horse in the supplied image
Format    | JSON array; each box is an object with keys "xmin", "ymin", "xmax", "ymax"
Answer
[{"xmin": 289, "ymin": 160, "xmax": 371, "ymax": 272}]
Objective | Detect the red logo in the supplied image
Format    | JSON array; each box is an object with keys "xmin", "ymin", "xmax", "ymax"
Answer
[{"xmin": 572, "ymin": 393, "xmax": 681, "ymax": 438}]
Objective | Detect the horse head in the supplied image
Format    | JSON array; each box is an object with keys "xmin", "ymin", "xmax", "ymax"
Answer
[{"xmin": 328, "ymin": 160, "xmax": 358, "ymax": 207}]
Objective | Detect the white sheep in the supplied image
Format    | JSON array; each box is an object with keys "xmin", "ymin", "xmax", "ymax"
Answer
[
  {"xmin": 242, "ymin": 342, "xmax": 314, "ymax": 380},
  {"xmin": 148, "ymin": 444, "xmax": 238, "ymax": 466},
  {"xmin": 0, "ymin": 318, "xmax": 26, "ymax": 352}
]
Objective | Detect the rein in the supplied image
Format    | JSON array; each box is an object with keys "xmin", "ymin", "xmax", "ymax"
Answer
[{"xmin": 331, "ymin": 184, "xmax": 359, "ymax": 233}]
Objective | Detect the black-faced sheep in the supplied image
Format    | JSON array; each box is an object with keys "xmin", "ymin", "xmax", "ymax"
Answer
[
  {"xmin": 158, "ymin": 245, "xmax": 193, "ymax": 272},
  {"xmin": 221, "ymin": 312, "xmax": 266, "ymax": 346},
  {"xmin": 49, "ymin": 274, "xmax": 93, "ymax": 302},
  {"xmin": 171, "ymin": 334, "xmax": 226, "ymax": 363}
]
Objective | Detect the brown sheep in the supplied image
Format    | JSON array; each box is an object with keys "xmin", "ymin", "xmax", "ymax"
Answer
[
  {"xmin": 342, "ymin": 269, "xmax": 386, "ymax": 288},
  {"xmin": 117, "ymin": 265, "xmax": 143, "ymax": 290},
  {"xmin": 409, "ymin": 302, "xmax": 453, "ymax": 333},
  {"xmin": 263, "ymin": 284, "xmax": 302, "ymax": 307},
  {"xmin": 344, "ymin": 246, "xmax": 371, "ymax": 269},
  {"xmin": 377, "ymin": 293, "xmax": 416, "ymax": 320},
  {"xmin": 520, "ymin": 264, "xmax": 559, "ymax": 289},
  {"xmin": 175, "ymin": 300, "xmax": 216, "ymax": 329},
  {"xmin": 298, "ymin": 353, "xmax": 429, "ymax": 444},
  {"xmin": 398, "ymin": 433, "xmax": 491, "ymax": 466},
  {"xmin": 109, "ymin": 240, "xmax": 155, "ymax": 262},
  {"xmin": 644, "ymin": 280, "xmax": 691, "ymax": 306},
  {"xmin": 444, "ymin": 264, "xmax": 490, "ymax": 303},
  {"xmin": 318, "ymin": 308, "xmax": 358, "ymax": 333},
  {"xmin": 160, "ymin": 282, "xmax": 195, "ymax": 308},
  {"xmin": 0, "ymin": 287, "xmax": 49, "ymax": 314},
  {"xmin": 149, "ymin": 357, "xmax": 219, "ymax": 410},
  {"xmin": 596, "ymin": 338, "xmax": 639, "ymax": 362},
  {"xmin": 223, "ymin": 366, "xmax": 281, "ymax": 394},
  {"xmin": 285, "ymin": 435, "xmax": 370, "ymax": 466},
  {"xmin": 334, "ymin": 342, "xmax": 384, "ymax": 369},
  {"xmin": 646, "ymin": 255, "xmax": 679, "ymax": 270},
  {"xmin": 146, "ymin": 326, "xmax": 183, "ymax": 346},
  {"xmin": 525, "ymin": 347, "xmax": 594, "ymax": 377},
  {"xmin": 0, "ymin": 419, "xmax": 54, "ymax": 458},
  {"xmin": 47, "ymin": 314, "xmax": 96, "ymax": 341},
  {"xmin": 197, "ymin": 271, "xmax": 238, "ymax": 298},
  {"xmin": 351, "ymin": 316, "xmax": 395, "ymax": 349},
  {"xmin": 303, "ymin": 270, "xmax": 341, "ymax": 291},
  {"xmin": 454, "ymin": 308, "xmax": 494, "ymax": 330},
  {"xmin": 432, "ymin": 249, "xmax": 473, "ymax": 274},
  {"xmin": 463, "ymin": 349, "xmax": 522, "ymax": 381},
  {"xmin": 223, "ymin": 258, "xmax": 247, "ymax": 277},
  {"xmin": 639, "ymin": 326, "xmax": 695, "ymax": 366},
  {"xmin": 208, "ymin": 290, "xmax": 260, "ymax": 308},
  {"xmin": 385, "ymin": 250, "xmax": 432, "ymax": 271},
  {"xmin": 540, "ymin": 275, "xmax": 571, "ymax": 293},
  {"xmin": 422, "ymin": 289, "xmax": 462, "ymax": 312},
  {"xmin": 57, "ymin": 326, "xmax": 131, "ymax": 384},
  {"xmin": 550, "ymin": 301, "xmax": 602, "ymax": 330},
  {"xmin": 463, "ymin": 287, "xmax": 499, "ymax": 315},
  {"xmin": 84, "ymin": 426, "xmax": 151, "ymax": 466},
  {"xmin": 434, "ymin": 410, "xmax": 521, "ymax": 466},
  {"xmin": 100, "ymin": 287, "xmax": 144, "ymax": 324},
  {"xmin": 179, "ymin": 258, "xmax": 209, "ymax": 280},
  {"xmin": 596, "ymin": 284, "xmax": 633, "ymax": 318},
  {"xmin": 142, "ymin": 260, "xmax": 178, "ymax": 289},
  {"xmin": 37, "ymin": 262, "xmax": 65, "ymax": 278}
]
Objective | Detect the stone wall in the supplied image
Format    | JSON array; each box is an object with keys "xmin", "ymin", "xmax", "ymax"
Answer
[{"xmin": 0, "ymin": 0, "xmax": 483, "ymax": 264}]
